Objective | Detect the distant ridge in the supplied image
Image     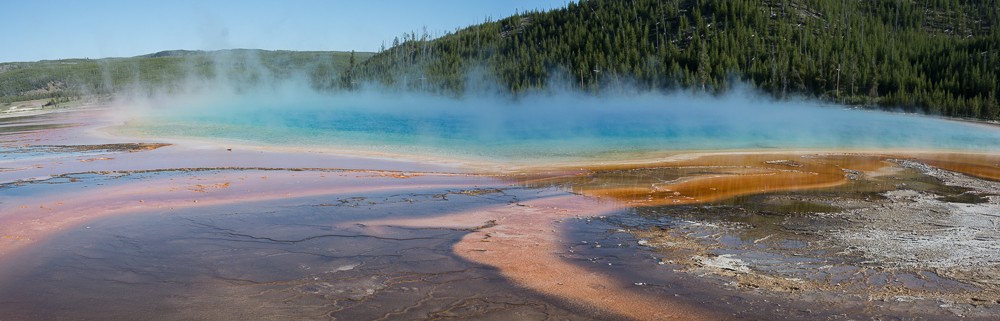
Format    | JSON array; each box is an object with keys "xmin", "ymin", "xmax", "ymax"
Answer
[
  {"xmin": 0, "ymin": 49, "xmax": 372, "ymax": 104},
  {"xmin": 135, "ymin": 49, "xmax": 362, "ymax": 59},
  {"xmin": 137, "ymin": 50, "xmax": 205, "ymax": 58}
]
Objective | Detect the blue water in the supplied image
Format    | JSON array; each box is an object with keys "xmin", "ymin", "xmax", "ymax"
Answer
[{"xmin": 118, "ymin": 89, "xmax": 1000, "ymax": 162}]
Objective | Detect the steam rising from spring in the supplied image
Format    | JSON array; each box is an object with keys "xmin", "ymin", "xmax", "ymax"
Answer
[{"xmin": 113, "ymin": 78, "xmax": 1000, "ymax": 162}]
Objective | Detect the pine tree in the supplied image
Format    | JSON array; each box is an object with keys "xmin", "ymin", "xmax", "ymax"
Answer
[{"xmin": 698, "ymin": 39, "xmax": 712, "ymax": 91}]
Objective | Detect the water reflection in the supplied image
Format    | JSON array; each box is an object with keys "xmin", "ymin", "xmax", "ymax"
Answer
[
  {"xmin": 0, "ymin": 174, "xmax": 608, "ymax": 320},
  {"xmin": 3, "ymin": 147, "xmax": 1000, "ymax": 319},
  {"xmin": 0, "ymin": 113, "xmax": 78, "ymax": 134}
]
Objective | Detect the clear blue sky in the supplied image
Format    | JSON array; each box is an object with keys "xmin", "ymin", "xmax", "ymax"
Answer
[{"xmin": 2, "ymin": 0, "xmax": 569, "ymax": 63}]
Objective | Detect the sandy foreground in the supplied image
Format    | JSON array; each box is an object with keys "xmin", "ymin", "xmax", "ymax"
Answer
[{"xmin": 3, "ymin": 106, "xmax": 1000, "ymax": 320}]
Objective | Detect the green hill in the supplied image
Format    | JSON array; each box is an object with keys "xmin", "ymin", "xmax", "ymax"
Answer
[
  {"xmin": 4, "ymin": 0, "xmax": 997, "ymax": 120},
  {"xmin": 0, "ymin": 49, "xmax": 371, "ymax": 105},
  {"xmin": 352, "ymin": 0, "xmax": 1000, "ymax": 120}
]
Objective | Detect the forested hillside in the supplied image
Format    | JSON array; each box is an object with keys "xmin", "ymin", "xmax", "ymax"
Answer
[
  {"xmin": 0, "ymin": 50, "xmax": 369, "ymax": 105},
  {"xmin": 3, "ymin": 0, "xmax": 996, "ymax": 120},
  {"xmin": 352, "ymin": 0, "xmax": 1000, "ymax": 120}
]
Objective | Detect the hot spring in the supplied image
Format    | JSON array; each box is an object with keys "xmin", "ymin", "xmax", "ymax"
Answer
[
  {"xmin": 113, "ymin": 87, "xmax": 1000, "ymax": 162},
  {"xmin": 7, "ymin": 86, "xmax": 1000, "ymax": 320}
]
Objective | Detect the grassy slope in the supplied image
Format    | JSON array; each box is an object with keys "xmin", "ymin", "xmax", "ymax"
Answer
[{"xmin": 0, "ymin": 49, "xmax": 373, "ymax": 104}]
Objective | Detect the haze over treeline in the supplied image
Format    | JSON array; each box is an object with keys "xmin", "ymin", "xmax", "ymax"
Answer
[
  {"xmin": 0, "ymin": 50, "xmax": 370, "ymax": 104},
  {"xmin": 2, "ymin": 0, "xmax": 998, "ymax": 121},
  {"xmin": 353, "ymin": 0, "xmax": 999, "ymax": 119}
]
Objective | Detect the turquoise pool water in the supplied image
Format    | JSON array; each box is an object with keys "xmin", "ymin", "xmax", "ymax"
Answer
[{"xmin": 117, "ymin": 89, "xmax": 1000, "ymax": 162}]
